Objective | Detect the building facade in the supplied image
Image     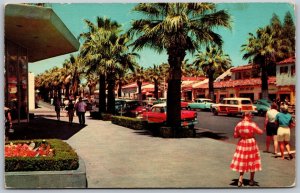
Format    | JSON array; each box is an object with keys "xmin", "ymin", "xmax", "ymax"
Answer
[
  {"xmin": 5, "ymin": 4, "xmax": 79, "ymax": 123},
  {"xmin": 276, "ymin": 57, "xmax": 296, "ymax": 105}
]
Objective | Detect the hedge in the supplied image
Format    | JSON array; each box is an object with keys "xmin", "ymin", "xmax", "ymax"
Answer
[
  {"xmin": 111, "ymin": 116, "xmax": 147, "ymax": 130},
  {"xmin": 5, "ymin": 139, "xmax": 79, "ymax": 172}
]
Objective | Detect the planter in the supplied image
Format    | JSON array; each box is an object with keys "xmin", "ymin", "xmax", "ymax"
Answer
[
  {"xmin": 160, "ymin": 126, "xmax": 173, "ymax": 138},
  {"xmin": 5, "ymin": 157, "xmax": 87, "ymax": 188}
]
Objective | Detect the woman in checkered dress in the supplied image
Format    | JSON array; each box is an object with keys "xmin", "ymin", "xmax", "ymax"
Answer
[{"xmin": 230, "ymin": 111, "xmax": 263, "ymax": 187}]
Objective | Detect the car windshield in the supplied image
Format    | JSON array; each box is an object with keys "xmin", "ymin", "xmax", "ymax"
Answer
[{"xmin": 241, "ymin": 100, "xmax": 252, "ymax": 105}]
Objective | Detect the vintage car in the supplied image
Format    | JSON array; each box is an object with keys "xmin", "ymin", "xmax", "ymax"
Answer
[
  {"xmin": 211, "ymin": 97, "xmax": 256, "ymax": 116},
  {"xmin": 253, "ymin": 99, "xmax": 272, "ymax": 116},
  {"xmin": 138, "ymin": 102, "xmax": 198, "ymax": 129},
  {"xmin": 153, "ymin": 98, "xmax": 167, "ymax": 105},
  {"xmin": 125, "ymin": 100, "xmax": 148, "ymax": 117},
  {"xmin": 187, "ymin": 98, "xmax": 215, "ymax": 111}
]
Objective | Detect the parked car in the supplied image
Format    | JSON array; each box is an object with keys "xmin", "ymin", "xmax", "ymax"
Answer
[
  {"xmin": 117, "ymin": 100, "xmax": 147, "ymax": 117},
  {"xmin": 253, "ymin": 99, "xmax": 272, "ymax": 116},
  {"xmin": 181, "ymin": 99, "xmax": 189, "ymax": 109},
  {"xmin": 153, "ymin": 98, "xmax": 166, "ymax": 105},
  {"xmin": 144, "ymin": 97, "xmax": 157, "ymax": 107},
  {"xmin": 187, "ymin": 98, "xmax": 215, "ymax": 111},
  {"xmin": 211, "ymin": 97, "xmax": 256, "ymax": 116},
  {"xmin": 138, "ymin": 102, "xmax": 198, "ymax": 129}
]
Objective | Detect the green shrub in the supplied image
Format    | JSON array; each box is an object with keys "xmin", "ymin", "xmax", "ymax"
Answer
[
  {"xmin": 5, "ymin": 139, "xmax": 79, "ymax": 172},
  {"xmin": 111, "ymin": 116, "xmax": 147, "ymax": 130}
]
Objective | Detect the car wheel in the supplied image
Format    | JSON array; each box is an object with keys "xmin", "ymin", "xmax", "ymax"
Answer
[
  {"xmin": 187, "ymin": 106, "xmax": 191, "ymax": 110},
  {"xmin": 212, "ymin": 109, "xmax": 218, "ymax": 116}
]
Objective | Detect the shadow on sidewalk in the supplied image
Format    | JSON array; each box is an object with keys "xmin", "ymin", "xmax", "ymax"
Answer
[
  {"xmin": 132, "ymin": 128, "xmax": 228, "ymax": 140},
  {"xmin": 8, "ymin": 116, "xmax": 85, "ymax": 140}
]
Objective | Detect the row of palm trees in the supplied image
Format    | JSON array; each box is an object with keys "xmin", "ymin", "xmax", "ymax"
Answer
[{"xmin": 35, "ymin": 3, "xmax": 295, "ymax": 134}]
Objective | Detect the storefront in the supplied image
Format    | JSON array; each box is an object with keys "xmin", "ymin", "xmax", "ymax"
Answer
[{"xmin": 5, "ymin": 4, "xmax": 79, "ymax": 123}]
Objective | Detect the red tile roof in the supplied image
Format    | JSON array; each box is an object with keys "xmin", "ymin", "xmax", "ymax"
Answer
[
  {"xmin": 277, "ymin": 57, "xmax": 295, "ymax": 65},
  {"xmin": 230, "ymin": 64, "xmax": 259, "ymax": 72},
  {"xmin": 194, "ymin": 77, "xmax": 276, "ymax": 89},
  {"xmin": 182, "ymin": 76, "xmax": 206, "ymax": 81}
]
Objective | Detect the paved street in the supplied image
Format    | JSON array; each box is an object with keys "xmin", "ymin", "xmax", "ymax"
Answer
[
  {"xmin": 27, "ymin": 102, "xmax": 296, "ymax": 188},
  {"xmin": 196, "ymin": 110, "xmax": 296, "ymax": 150}
]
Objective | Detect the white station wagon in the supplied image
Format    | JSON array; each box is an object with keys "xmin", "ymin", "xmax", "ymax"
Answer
[{"xmin": 211, "ymin": 97, "xmax": 256, "ymax": 116}]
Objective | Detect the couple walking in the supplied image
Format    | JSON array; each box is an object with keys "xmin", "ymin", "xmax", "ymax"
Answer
[
  {"xmin": 230, "ymin": 103, "xmax": 295, "ymax": 187},
  {"xmin": 60, "ymin": 97, "xmax": 87, "ymax": 125}
]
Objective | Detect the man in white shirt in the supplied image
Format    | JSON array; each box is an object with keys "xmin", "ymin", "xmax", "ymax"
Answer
[{"xmin": 75, "ymin": 97, "xmax": 87, "ymax": 125}]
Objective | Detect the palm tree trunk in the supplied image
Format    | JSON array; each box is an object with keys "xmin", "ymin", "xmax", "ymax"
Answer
[
  {"xmin": 154, "ymin": 79, "xmax": 159, "ymax": 99},
  {"xmin": 99, "ymin": 73, "xmax": 106, "ymax": 115},
  {"xmin": 137, "ymin": 80, "xmax": 142, "ymax": 101},
  {"xmin": 261, "ymin": 60, "xmax": 269, "ymax": 99},
  {"xmin": 118, "ymin": 80, "xmax": 122, "ymax": 98},
  {"xmin": 65, "ymin": 84, "xmax": 70, "ymax": 99},
  {"xmin": 107, "ymin": 74, "xmax": 116, "ymax": 114},
  {"xmin": 57, "ymin": 85, "xmax": 62, "ymax": 100},
  {"xmin": 207, "ymin": 65, "xmax": 215, "ymax": 101},
  {"xmin": 166, "ymin": 48, "xmax": 185, "ymax": 135}
]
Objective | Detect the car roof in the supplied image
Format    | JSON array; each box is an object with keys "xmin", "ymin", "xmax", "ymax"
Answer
[
  {"xmin": 222, "ymin": 97, "xmax": 251, "ymax": 100},
  {"xmin": 195, "ymin": 98, "xmax": 212, "ymax": 100},
  {"xmin": 152, "ymin": 102, "xmax": 167, "ymax": 107}
]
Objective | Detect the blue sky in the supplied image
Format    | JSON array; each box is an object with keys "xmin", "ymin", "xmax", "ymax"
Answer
[{"xmin": 29, "ymin": 2, "xmax": 295, "ymax": 75}]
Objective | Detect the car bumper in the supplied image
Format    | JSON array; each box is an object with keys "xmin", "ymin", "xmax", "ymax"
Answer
[{"xmin": 181, "ymin": 120, "xmax": 198, "ymax": 127}]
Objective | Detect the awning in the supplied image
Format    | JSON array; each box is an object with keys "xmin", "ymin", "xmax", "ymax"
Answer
[{"xmin": 5, "ymin": 4, "xmax": 80, "ymax": 62}]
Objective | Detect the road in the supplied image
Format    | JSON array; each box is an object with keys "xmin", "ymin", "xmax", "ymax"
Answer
[{"xmin": 195, "ymin": 110, "xmax": 296, "ymax": 150}]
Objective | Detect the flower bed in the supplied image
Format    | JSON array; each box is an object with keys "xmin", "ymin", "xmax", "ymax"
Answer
[
  {"xmin": 5, "ymin": 139, "xmax": 79, "ymax": 172},
  {"xmin": 5, "ymin": 140, "xmax": 54, "ymax": 158}
]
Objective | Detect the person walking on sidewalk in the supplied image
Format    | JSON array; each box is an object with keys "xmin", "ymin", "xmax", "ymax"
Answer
[
  {"xmin": 275, "ymin": 104, "xmax": 295, "ymax": 160},
  {"xmin": 54, "ymin": 97, "xmax": 61, "ymax": 121},
  {"xmin": 75, "ymin": 97, "xmax": 87, "ymax": 125},
  {"xmin": 230, "ymin": 111, "xmax": 263, "ymax": 187},
  {"xmin": 66, "ymin": 99, "xmax": 75, "ymax": 125},
  {"xmin": 5, "ymin": 106, "xmax": 13, "ymax": 141},
  {"xmin": 264, "ymin": 102, "xmax": 279, "ymax": 154}
]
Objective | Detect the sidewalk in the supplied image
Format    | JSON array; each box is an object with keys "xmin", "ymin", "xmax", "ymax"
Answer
[{"xmin": 27, "ymin": 102, "xmax": 296, "ymax": 188}]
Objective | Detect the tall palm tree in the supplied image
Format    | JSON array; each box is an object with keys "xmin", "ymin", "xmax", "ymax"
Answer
[
  {"xmin": 241, "ymin": 26, "xmax": 288, "ymax": 99},
  {"xmin": 193, "ymin": 45, "xmax": 232, "ymax": 101},
  {"xmin": 128, "ymin": 3, "xmax": 232, "ymax": 131},
  {"xmin": 131, "ymin": 66, "xmax": 145, "ymax": 101},
  {"xmin": 80, "ymin": 17, "xmax": 121, "ymax": 115},
  {"xmin": 146, "ymin": 65, "xmax": 163, "ymax": 99}
]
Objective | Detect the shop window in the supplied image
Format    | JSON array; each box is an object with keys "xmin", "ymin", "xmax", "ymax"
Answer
[
  {"xmin": 280, "ymin": 66, "xmax": 288, "ymax": 74},
  {"xmin": 291, "ymin": 65, "xmax": 295, "ymax": 76}
]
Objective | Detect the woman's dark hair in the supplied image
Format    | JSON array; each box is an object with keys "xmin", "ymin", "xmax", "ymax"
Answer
[{"xmin": 271, "ymin": 102, "xmax": 278, "ymax": 110}]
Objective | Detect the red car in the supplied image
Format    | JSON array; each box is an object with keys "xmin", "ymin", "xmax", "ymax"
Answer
[{"xmin": 138, "ymin": 102, "xmax": 198, "ymax": 129}]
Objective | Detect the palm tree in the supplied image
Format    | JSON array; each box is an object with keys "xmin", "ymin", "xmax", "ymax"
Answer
[
  {"xmin": 193, "ymin": 45, "xmax": 232, "ymax": 101},
  {"xmin": 80, "ymin": 17, "xmax": 121, "ymax": 115},
  {"xmin": 129, "ymin": 3, "xmax": 231, "ymax": 131},
  {"xmin": 131, "ymin": 66, "xmax": 145, "ymax": 101},
  {"xmin": 146, "ymin": 65, "xmax": 163, "ymax": 99},
  {"xmin": 241, "ymin": 26, "xmax": 288, "ymax": 99}
]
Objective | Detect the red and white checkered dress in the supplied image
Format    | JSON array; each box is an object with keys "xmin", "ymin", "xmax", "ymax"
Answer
[{"xmin": 230, "ymin": 120, "xmax": 262, "ymax": 172}]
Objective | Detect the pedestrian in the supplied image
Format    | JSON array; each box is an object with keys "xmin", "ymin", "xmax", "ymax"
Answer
[
  {"xmin": 276, "ymin": 98, "xmax": 281, "ymax": 111},
  {"xmin": 275, "ymin": 104, "xmax": 295, "ymax": 160},
  {"xmin": 66, "ymin": 99, "xmax": 75, "ymax": 124},
  {"xmin": 230, "ymin": 111, "xmax": 263, "ymax": 187},
  {"xmin": 5, "ymin": 106, "xmax": 13, "ymax": 141},
  {"xmin": 75, "ymin": 97, "xmax": 87, "ymax": 125},
  {"xmin": 264, "ymin": 102, "xmax": 279, "ymax": 154},
  {"xmin": 54, "ymin": 97, "xmax": 61, "ymax": 121}
]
